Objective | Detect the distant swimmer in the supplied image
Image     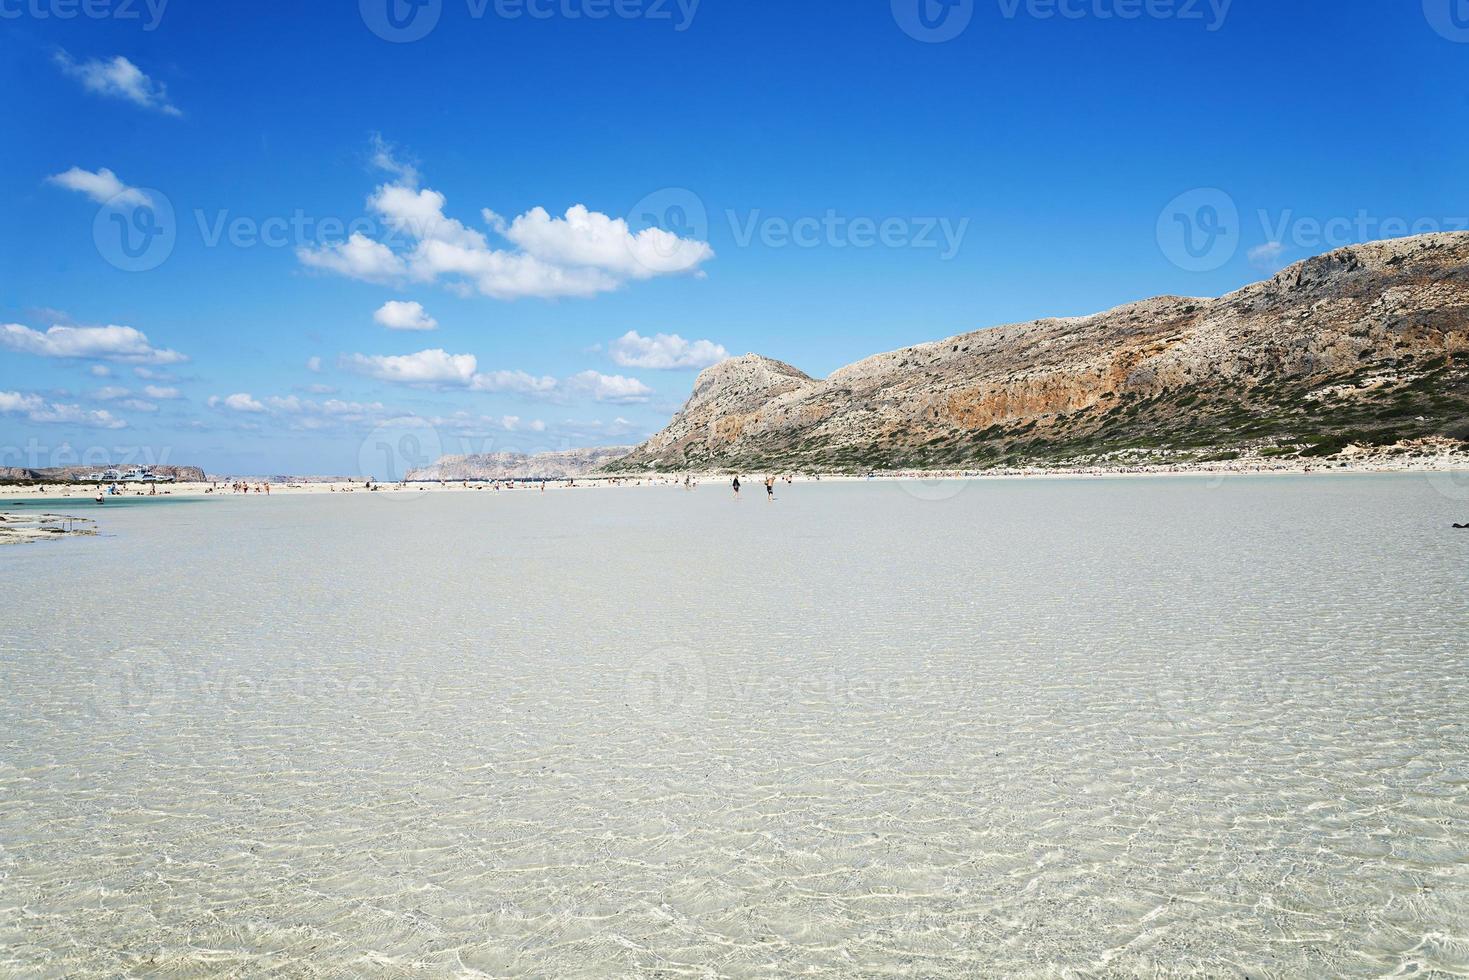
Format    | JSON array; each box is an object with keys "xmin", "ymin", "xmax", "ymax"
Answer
[
  {"xmin": 1455, "ymin": 523, "xmax": 1469, "ymax": 529},
  {"xmin": 732, "ymin": 476, "xmax": 741, "ymax": 499}
]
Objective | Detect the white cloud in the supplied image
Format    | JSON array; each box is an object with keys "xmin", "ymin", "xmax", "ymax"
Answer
[
  {"xmin": 429, "ymin": 412, "xmax": 548, "ymax": 435},
  {"xmin": 46, "ymin": 166, "xmax": 150, "ymax": 207},
  {"xmin": 0, "ymin": 391, "xmax": 125, "ymax": 429},
  {"xmin": 374, "ymin": 300, "xmax": 438, "ymax": 331},
  {"xmin": 343, "ymin": 348, "xmax": 479, "ymax": 387},
  {"xmin": 1249, "ymin": 241, "xmax": 1288, "ymax": 272},
  {"xmin": 0, "ymin": 392, "xmax": 42, "ymax": 414},
  {"xmin": 89, "ymin": 365, "xmax": 112, "ymax": 378},
  {"xmin": 502, "ymin": 205, "xmax": 714, "ymax": 280},
  {"xmin": 209, "ymin": 393, "xmax": 266, "ymax": 413},
  {"xmin": 342, "ymin": 348, "xmax": 649, "ymax": 405},
  {"xmin": 372, "ymin": 184, "xmax": 486, "ymax": 249},
  {"xmin": 297, "ymin": 143, "xmax": 714, "ymax": 301},
  {"xmin": 0, "ymin": 323, "xmax": 186, "ymax": 364},
  {"xmin": 54, "ymin": 51, "xmax": 181, "ymax": 116},
  {"xmin": 565, "ymin": 370, "xmax": 654, "ymax": 404},
  {"xmin": 306, "ymin": 356, "xmax": 322, "ymax": 373},
  {"xmin": 469, "ymin": 369, "xmax": 559, "ymax": 395},
  {"xmin": 297, "ymin": 232, "xmax": 407, "ymax": 283},
  {"xmin": 92, "ymin": 386, "xmax": 131, "ymax": 401},
  {"xmin": 369, "ymin": 133, "xmax": 420, "ymax": 187},
  {"xmin": 120, "ymin": 399, "xmax": 158, "ymax": 412},
  {"xmin": 143, "ymin": 385, "xmax": 182, "ymax": 399},
  {"xmin": 608, "ymin": 330, "xmax": 729, "ymax": 370},
  {"xmin": 265, "ymin": 396, "xmax": 384, "ymax": 418},
  {"xmin": 133, "ymin": 366, "xmax": 176, "ymax": 381}
]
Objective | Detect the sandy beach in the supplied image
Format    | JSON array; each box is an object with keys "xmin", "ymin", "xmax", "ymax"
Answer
[{"xmin": 4, "ymin": 444, "xmax": 1469, "ymax": 507}]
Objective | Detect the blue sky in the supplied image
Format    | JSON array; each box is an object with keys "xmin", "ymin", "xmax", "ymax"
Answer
[{"xmin": 2, "ymin": 0, "xmax": 1466, "ymax": 476}]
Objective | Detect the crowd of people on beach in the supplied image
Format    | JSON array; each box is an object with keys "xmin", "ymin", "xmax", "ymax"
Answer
[{"xmin": 206, "ymin": 481, "xmax": 271, "ymax": 495}]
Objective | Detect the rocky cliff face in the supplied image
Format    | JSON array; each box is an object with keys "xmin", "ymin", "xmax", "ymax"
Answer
[
  {"xmin": 407, "ymin": 446, "xmax": 633, "ymax": 481},
  {"xmin": 608, "ymin": 233, "xmax": 1469, "ymax": 471}
]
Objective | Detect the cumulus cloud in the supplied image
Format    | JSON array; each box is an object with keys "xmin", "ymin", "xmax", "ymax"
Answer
[
  {"xmin": 119, "ymin": 399, "xmax": 158, "ymax": 412},
  {"xmin": 265, "ymin": 396, "xmax": 384, "ymax": 419},
  {"xmin": 46, "ymin": 166, "xmax": 150, "ymax": 207},
  {"xmin": 208, "ymin": 393, "xmax": 266, "ymax": 413},
  {"xmin": 499, "ymin": 205, "xmax": 714, "ymax": 280},
  {"xmin": 374, "ymin": 300, "xmax": 438, "ymax": 331},
  {"xmin": 1249, "ymin": 241, "xmax": 1288, "ymax": 272},
  {"xmin": 564, "ymin": 370, "xmax": 654, "ymax": 404},
  {"xmin": 0, "ymin": 390, "xmax": 126, "ymax": 429},
  {"xmin": 53, "ymin": 51, "xmax": 181, "ymax": 116},
  {"xmin": 469, "ymin": 369, "xmax": 559, "ymax": 395},
  {"xmin": 297, "ymin": 232, "xmax": 407, "ymax": 283},
  {"xmin": 92, "ymin": 386, "xmax": 131, "ymax": 401},
  {"xmin": 0, "ymin": 392, "xmax": 42, "ymax": 414},
  {"xmin": 608, "ymin": 330, "xmax": 729, "ymax": 370},
  {"xmin": 341, "ymin": 348, "xmax": 646, "ymax": 404},
  {"xmin": 343, "ymin": 348, "xmax": 479, "ymax": 387},
  {"xmin": 306, "ymin": 357, "xmax": 323, "ymax": 373},
  {"xmin": 143, "ymin": 385, "xmax": 182, "ymax": 399},
  {"xmin": 429, "ymin": 411, "xmax": 548, "ymax": 435},
  {"xmin": 0, "ymin": 323, "xmax": 186, "ymax": 364},
  {"xmin": 297, "ymin": 143, "xmax": 714, "ymax": 301},
  {"xmin": 369, "ymin": 133, "xmax": 420, "ymax": 187},
  {"xmin": 89, "ymin": 365, "xmax": 112, "ymax": 378}
]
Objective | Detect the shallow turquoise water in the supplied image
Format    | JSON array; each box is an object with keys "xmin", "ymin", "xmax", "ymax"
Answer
[
  {"xmin": 0, "ymin": 495, "xmax": 205, "ymax": 511},
  {"xmin": 1, "ymin": 475, "xmax": 1466, "ymax": 976}
]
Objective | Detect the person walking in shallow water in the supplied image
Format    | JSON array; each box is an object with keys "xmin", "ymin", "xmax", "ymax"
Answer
[
  {"xmin": 765, "ymin": 475, "xmax": 775, "ymax": 502},
  {"xmin": 732, "ymin": 476, "xmax": 741, "ymax": 499}
]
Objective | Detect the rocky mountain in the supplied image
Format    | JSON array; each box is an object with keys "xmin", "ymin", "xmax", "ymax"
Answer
[
  {"xmin": 607, "ymin": 233, "xmax": 1469, "ymax": 472},
  {"xmin": 0, "ymin": 464, "xmax": 207, "ymax": 482},
  {"xmin": 407, "ymin": 446, "xmax": 633, "ymax": 481}
]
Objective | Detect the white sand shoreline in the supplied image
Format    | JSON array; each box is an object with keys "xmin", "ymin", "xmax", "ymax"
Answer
[{"xmin": 3, "ymin": 454, "xmax": 1469, "ymax": 502}]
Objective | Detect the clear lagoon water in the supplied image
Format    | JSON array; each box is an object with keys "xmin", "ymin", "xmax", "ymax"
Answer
[{"xmin": 2, "ymin": 475, "xmax": 1467, "ymax": 976}]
